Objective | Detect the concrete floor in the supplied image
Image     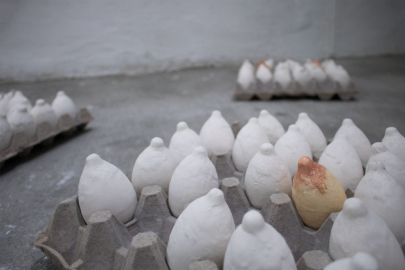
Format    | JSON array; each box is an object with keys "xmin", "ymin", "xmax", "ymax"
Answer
[{"xmin": 0, "ymin": 56, "xmax": 404, "ymax": 269}]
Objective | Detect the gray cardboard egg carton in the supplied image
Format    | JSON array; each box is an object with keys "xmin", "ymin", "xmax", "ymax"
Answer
[
  {"xmin": 0, "ymin": 108, "xmax": 93, "ymax": 169},
  {"xmin": 35, "ymin": 153, "xmax": 349, "ymax": 270},
  {"xmin": 234, "ymin": 68, "xmax": 357, "ymax": 101}
]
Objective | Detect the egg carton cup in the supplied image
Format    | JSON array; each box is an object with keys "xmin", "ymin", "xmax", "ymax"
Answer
[
  {"xmin": 234, "ymin": 79, "xmax": 357, "ymax": 101},
  {"xmin": 35, "ymin": 153, "xmax": 358, "ymax": 270},
  {"xmin": 0, "ymin": 108, "xmax": 93, "ymax": 168}
]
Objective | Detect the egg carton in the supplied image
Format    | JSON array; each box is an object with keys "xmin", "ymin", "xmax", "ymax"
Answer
[
  {"xmin": 34, "ymin": 153, "xmax": 350, "ymax": 270},
  {"xmin": 0, "ymin": 108, "xmax": 93, "ymax": 168}
]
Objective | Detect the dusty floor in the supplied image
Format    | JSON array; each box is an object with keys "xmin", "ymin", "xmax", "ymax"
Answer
[{"xmin": 0, "ymin": 56, "xmax": 404, "ymax": 269}]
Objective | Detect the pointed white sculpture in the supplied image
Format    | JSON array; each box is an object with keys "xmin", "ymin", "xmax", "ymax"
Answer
[
  {"xmin": 167, "ymin": 188, "xmax": 235, "ymax": 270},
  {"xmin": 30, "ymin": 99, "xmax": 58, "ymax": 128},
  {"xmin": 169, "ymin": 122, "xmax": 205, "ymax": 166},
  {"xmin": 223, "ymin": 210, "xmax": 296, "ymax": 270},
  {"xmin": 304, "ymin": 61, "xmax": 328, "ymax": 84},
  {"xmin": 324, "ymin": 64, "xmax": 351, "ymax": 90},
  {"xmin": 324, "ymin": 252, "xmax": 378, "ymax": 270},
  {"xmin": 132, "ymin": 137, "xmax": 177, "ymax": 198},
  {"xmin": 274, "ymin": 125, "xmax": 312, "ymax": 176},
  {"xmin": 0, "ymin": 91, "xmax": 15, "ymax": 116},
  {"xmin": 199, "ymin": 110, "xmax": 235, "ymax": 157},
  {"xmin": 245, "ymin": 143, "xmax": 292, "ymax": 209},
  {"xmin": 232, "ymin": 117, "xmax": 269, "ymax": 173},
  {"xmin": 382, "ymin": 127, "xmax": 405, "ymax": 161},
  {"xmin": 51, "ymin": 91, "xmax": 77, "ymax": 119},
  {"xmin": 355, "ymin": 161, "xmax": 405, "ymax": 243},
  {"xmin": 7, "ymin": 90, "xmax": 32, "ymax": 113},
  {"xmin": 366, "ymin": 142, "xmax": 405, "ymax": 190},
  {"xmin": 255, "ymin": 62, "xmax": 272, "ymax": 84},
  {"xmin": 264, "ymin": 58, "xmax": 274, "ymax": 69},
  {"xmin": 258, "ymin": 110, "xmax": 285, "ymax": 145},
  {"xmin": 0, "ymin": 115, "xmax": 12, "ymax": 151},
  {"xmin": 237, "ymin": 60, "xmax": 255, "ymax": 91},
  {"xmin": 168, "ymin": 146, "xmax": 218, "ymax": 217},
  {"xmin": 274, "ymin": 62, "xmax": 292, "ymax": 91},
  {"xmin": 7, "ymin": 105, "xmax": 36, "ymax": 137},
  {"xmin": 295, "ymin": 113, "xmax": 327, "ymax": 159},
  {"xmin": 78, "ymin": 154, "xmax": 137, "ymax": 224},
  {"xmin": 329, "ymin": 198, "xmax": 405, "ymax": 270},
  {"xmin": 319, "ymin": 134, "xmax": 363, "ymax": 190},
  {"xmin": 334, "ymin": 119, "xmax": 372, "ymax": 167},
  {"xmin": 291, "ymin": 65, "xmax": 312, "ymax": 91}
]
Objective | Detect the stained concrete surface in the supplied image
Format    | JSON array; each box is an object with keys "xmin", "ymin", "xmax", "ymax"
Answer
[{"xmin": 0, "ymin": 56, "xmax": 404, "ymax": 269}]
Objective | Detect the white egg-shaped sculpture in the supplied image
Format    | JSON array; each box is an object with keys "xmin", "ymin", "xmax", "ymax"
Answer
[
  {"xmin": 199, "ymin": 110, "xmax": 235, "ymax": 157},
  {"xmin": 319, "ymin": 134, "xmax": 363, "ymax": 190},
  {"xmin": 167, "ymin": 188, "xmax": 235, "ymax": 270},
  {"xmin": 232, "ymin": 117, "xmax": 269, "ymax": 173},
  {"xmin": 325, "ymin": 65, "xmax": 351, "ymax": 89},
  {"xmin": 255, "ymin": 62, "xmax": 272, "ymax": 85},
  {"xmin": 295, "ymin": 113, "xmax": 327, "ymax": 160},
  {"xmin": 274, "ymin": 63, "xmax": 292, "ymax": 91},
  {"xmin": 237, "ymin": 60, "xmax": 255, "ymax": 91},
  {"xmin": 258, "ymin": 110, "xmax": 285, "ymax": 145},
  {"xmin": 7, "ymin": 105, "xmax": 36, "ymax": 138},
  {"xmin": 304, "ymin": 61, "xmax": 328, "ymax": 83},
  {"xmin": 223, "ymin": 210, "xmax": 296, "ymax": 270},
  {"xmin": 168, "ymin": 146, "xmax": 218, "ymax": 217},
  {"xmin": 382, "ymin": 127, "xmax": 405, "ymax": 161},
  {"xmin": 264, "ymin": 58, "xmax": 274, "ymax": 69},
  {"xmin": 51, "ymin": 91, "xmax": 77, "ymax": 119},
  {"xmin": 366, "ymin": 142, "xmax": 405, "ymax": 190},
  {"xmin": 274, "ymin": 125, "xmax": 312, "ymax": 176},
  {"xmin": 132, "ymin": 137, "xmax": 177, "ymax": 198},
  {"xmin": 0, "ymin": 91, "xmax": 15, "ymax": 116},
  {"xmin": 7, "ymin": 90, "xmax": 32, "ymax": 112},
  {"xmin": 78, "ymin": 154, "xmax": 137, "ymax": 224},
  {"xmin": 334, "ymin": 119, "xmax": 372, "ymax": 167},
  {"xmin": 329, "ymin": 198, "xmax": 405, "ymax": 270},
  {"xmin": 355, "ymin": 161, "xmax": 405, "ymax": 243},
  {"xmin": 30, "ymin": 99, "xmax": 58, "ymax": 128},
  {"xmin": 245, "ymin": 143, "xmax": 292, "ymax": 209},
  {"xmin": 169, "ymin": 122, "xmax": 205, "ymax": 166},
  {"xmin": 324, "ymin": 252, "xmax": 378, "ymax": 270},
  {"xmin": 0, "ymin": 115, "xmax": 12, "ymax": 151},
  {"xmin": 291, "ymin": 65, "xmax": 312, "ymax": 91}
]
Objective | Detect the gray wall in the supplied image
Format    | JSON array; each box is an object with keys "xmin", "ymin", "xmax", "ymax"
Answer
[{"xmin": 0, "ymin": 0, "xmax": 404, "ymax": 82}]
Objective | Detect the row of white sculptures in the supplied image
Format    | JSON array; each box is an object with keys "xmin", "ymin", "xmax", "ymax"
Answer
[
  {"xmin": 237, "ymin": 59, "xmax": 353, "ymax": 93},
  {"xmin": 77, "ymin": 110, "xmax": 405, "ymax": 270},
  {"xmin": 0, "ymin": 90, "xmax": 78, "ymax": 153}
]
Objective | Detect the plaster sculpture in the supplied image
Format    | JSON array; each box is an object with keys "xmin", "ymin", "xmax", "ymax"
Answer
[
  {"xmin": 274, "ymin": 62, "xmax": 292, "ymax": 93},
  {"xmin": 274, "ymin": 125, "xmax": 312, "ymax": 176},
  {"xmin": 0, "ymin": 91, "xmax": 14, "ymax": 116},
  {"xmin": 0, "ymin": 115, "xmax": 12, "ymax": 151},
  {"xmin": 295, "ymin": 113, "xmax": 327, "ymax": 160},
  {"xmin": 168, "ymin": 146, "xmax": 219, "ymax": 217},
  {"xmin": 318, "ymin": 134, "xmax": 363, "ymax": 190},
  {"xmin": 324, "ymin": 63, "xmax": 351, "ymax": 90},
  {"xmin": 237, "ymin": 60, "xmax": 255, "ymax": 91},
  {"xmin": 167, "ymin": 188, "xmax": 235, "ymax": 270},
  {"xmin": 199, "ymin": 110, "xmax": 235, "ymax": 157},
  {"xmin": 78, "ymin": 153, "xmax": 137, "ymax": 224},
  {"xmin": 132, "ymin": 137, "xmax": 177, "ymax": 198},
  {"xmin": 7, "ymin": 105, "xmax": 36, "ymax": 138},
  {"xmin": 51, "ymin": 91, "xmax": 77, "ymax": 119},
  {"xmin": 324, "ymin": 252, "xmax": 378, "ymax": 270},
  {"xmin": 292, "ymin": 157, "xmax": 346, "ymax": 230},
  {"xmin": 30, "ymin": 99, "xmax": 59, "ymax": 128},
  {"xmin": 304, "ymin": 61, "xmax": 329, "ymax": 85},
  {"xmin": 366, "ymin": 142, "xmax": 405, "ymax": 191},
  {"xmin": 223, "ymin": 210, "xmax": 297, "ymax": 270},
  {"xmin": 169, "ymin": 121, "xmax": 205, "ymax": 166},
  {"xmin": 245, "ymin": 143, "xmax": 292, "ymax": 209},
  {"xmin": 232, "ymin": 117, "xmax": 269, "ymax": 173},
  {"xmin": 334, "ymin": 119, "xmax": 372, "ymax": 167},
  {"xmin": 291, "ymin": 64, "xmax": 313, "ymax": 93},
  {"xmin": 329, "ymin": 198, "xmax": 405, "ymax": 270},
  {"xmin": 256, "ymin": 62, "xmax": 272, "ymax": 85},
  {"xmin": 355, "ymin": 161, "xmax": 405, "ymax": 243},
  {"xmin": 382, "ymin": 127, "xmax": 405, "ymax": 161},
  {"xmin": 264, "ymin": 58, "xmax": 274, "ymax": 70},
  {"xmin": 7, "ymin": 90, "xmax": 32, "ymax": 113},
  {"xmin": 258, "ymin": 109, "xmax": 285, "ymax": 145}
]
